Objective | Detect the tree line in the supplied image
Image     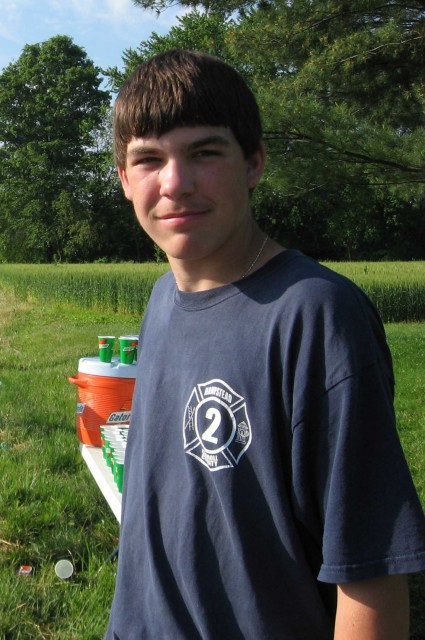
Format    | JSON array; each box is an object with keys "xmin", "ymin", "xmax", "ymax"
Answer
[{"xmin": 1, "ymin": 0, "xmax": 424, "ymax": 263}]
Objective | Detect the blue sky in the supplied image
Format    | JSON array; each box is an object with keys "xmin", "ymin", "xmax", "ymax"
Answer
[{"xmin": 0, "ymin": 0, "xmax": 187, "ymax": 84}]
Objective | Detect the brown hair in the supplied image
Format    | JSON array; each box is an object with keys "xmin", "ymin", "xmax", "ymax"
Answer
[{"xmin": 113, "ymin": 49, "xmax": 262, "ymax": 168}]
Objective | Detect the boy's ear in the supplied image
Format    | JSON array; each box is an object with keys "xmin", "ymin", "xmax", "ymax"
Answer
[
  {"xmin": 246, "ymin": 142, "xmax": 266, "ymax": 190},
  {"xmin": 117, "ymin": 166, "xmax": 133, "ymax": 201}
]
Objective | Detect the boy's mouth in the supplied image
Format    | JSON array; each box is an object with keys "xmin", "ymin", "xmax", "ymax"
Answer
[{"xmin": 158, "ymin": 209, "xmax": 210, "ymax": 224}]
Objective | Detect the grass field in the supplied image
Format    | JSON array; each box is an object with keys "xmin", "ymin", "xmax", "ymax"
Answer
[
  {"xmin": 0, "ymin": 265, "xmax": 424, "ymax": 638},
  {"xmin": 0, "ymin": 260, "xmax": 424, "ymax": 321},
  {"xmin": 0, "ymin": 292, "xmax": 132, "ymax": 639}
]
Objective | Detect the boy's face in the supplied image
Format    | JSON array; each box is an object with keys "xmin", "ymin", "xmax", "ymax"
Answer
[{"xmin": 118, "ymin": 126, "xmax": 265, "ymax": 269}]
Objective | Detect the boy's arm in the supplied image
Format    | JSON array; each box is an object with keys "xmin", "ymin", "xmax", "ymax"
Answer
[{"xmin": 334, "ymin": 574, "xmax": 410, "ymax": 640}]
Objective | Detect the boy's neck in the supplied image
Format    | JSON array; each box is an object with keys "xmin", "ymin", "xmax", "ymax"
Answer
[{"xmin": 169, "ymin": 226, "xmax": 284, "ymax": 292}]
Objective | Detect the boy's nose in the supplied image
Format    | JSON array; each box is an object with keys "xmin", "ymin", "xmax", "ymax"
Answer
[{"xmin": 159, "ymin": 160, "xmax": 195, "ymax": 198}]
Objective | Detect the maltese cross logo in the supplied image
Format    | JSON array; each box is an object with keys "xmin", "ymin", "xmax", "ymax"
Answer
[{"xmin": 183, "ymin": 379, "xmax": 252, "ymax": 471}]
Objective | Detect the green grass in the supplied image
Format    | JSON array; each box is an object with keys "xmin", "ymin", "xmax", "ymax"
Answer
[
  {"xmin": 325, "ymin": 261, "xmax": 425, "ymax": 322},
  {"xmin": 0, "ymin": 283, "xmax": 423, "ymax": 638},
  {"xmin": 0, "ymin": 260, "xmax": 424, "ymax": 321},
  {"xmin": 386, "ymin": 324, "xmax": 425, "ymax": 499},
  {"xmin": 0, "ymin": 262, "xmax": 169, "ymax": 315},
  {"xmin": 0, "ymin": 290, "xmax": 140, "ymax": 639},
  {"xmin": 324, "ymin": 260, "xmax": 425, "ymax": 283}
]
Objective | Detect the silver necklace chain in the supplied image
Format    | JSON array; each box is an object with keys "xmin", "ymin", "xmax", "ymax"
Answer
[{"xmin": 241, "ymin": 234, "xmax": 269, "ymax": 279}]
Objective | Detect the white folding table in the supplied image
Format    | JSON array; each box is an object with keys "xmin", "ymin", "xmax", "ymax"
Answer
[{"xmin": 80, "ymin": 443, "xmax": 122, "ymax": 523}]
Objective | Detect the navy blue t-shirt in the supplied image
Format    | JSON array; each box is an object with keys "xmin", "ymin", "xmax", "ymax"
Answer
[{"xmin": 105, "ymin": 250, "xmax": 425, "ymax": 640}]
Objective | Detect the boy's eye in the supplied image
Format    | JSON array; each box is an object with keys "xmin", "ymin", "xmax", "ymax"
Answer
[
  {"xmin": 193, "ymin": 148, "xmax": 221, "ymax": 158},
  {"xmin": 136, "ymin": 156, "xmax": 161, "ymax": 165}
]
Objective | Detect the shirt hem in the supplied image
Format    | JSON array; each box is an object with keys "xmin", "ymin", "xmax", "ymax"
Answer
[{"xmin": 318, "ymin": 551, "xmax": 425, "ymax": 584}]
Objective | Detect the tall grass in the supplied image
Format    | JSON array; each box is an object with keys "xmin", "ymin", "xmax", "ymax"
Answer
[
  {"xmin": 325, "ymin": 261, "xmax": 425, "ymax": 322},
  {"xmin": 0, "ymin": 261, "xmax": 424, "ymax": 322},
  {"xmin": 0, "ymin": 263, "xmax": 169, "ymax": 315}
]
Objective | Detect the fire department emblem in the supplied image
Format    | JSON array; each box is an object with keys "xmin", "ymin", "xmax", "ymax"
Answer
[{"xmin": 183, "ymin": 379, "xmax": 252, "ymax": 471}]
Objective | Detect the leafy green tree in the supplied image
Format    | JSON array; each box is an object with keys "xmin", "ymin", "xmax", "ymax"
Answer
[
  {"xmin": 107, "ymin": 10, "xmax": 233, "ymax": 93},
  {"xmin": 236, "ymin": 0, "xmax": 425, "ymax": 257},
  {"xmin": 0, "ymin": 35, "xmax": 111, "ymax": 262},
  {"xmin": 74, "ymin": 105, "xmax": 151, "ymax": 262},
  {"xmin": 131, "ymin": 0, "xmax": 260, "ymax": 14},
  {"xmin": 221, "ymin": 0, "xmax": 425, "ymax": 196}
]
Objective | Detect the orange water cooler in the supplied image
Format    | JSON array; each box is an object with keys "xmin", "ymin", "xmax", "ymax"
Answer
[{"xmin": 69, "ymin": 357, "xmax": 136, "ymax": 447}]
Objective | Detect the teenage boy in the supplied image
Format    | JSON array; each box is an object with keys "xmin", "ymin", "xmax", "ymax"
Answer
[{"xmin": 105, "ymin": 49, "xmax": 425, "ymax": 640}]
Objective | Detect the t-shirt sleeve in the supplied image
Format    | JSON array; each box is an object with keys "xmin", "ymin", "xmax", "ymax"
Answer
[{"xmin": 291, "ymin": 361, "xmax": 425, "ymax": 584}]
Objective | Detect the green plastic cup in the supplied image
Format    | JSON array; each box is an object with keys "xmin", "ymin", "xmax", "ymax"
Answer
[
  {"xmin": 98, "ymin": 336, "xmax": 115, "ymax": 363},
  {"xmin": 114, "ymin": 458, "xmax": 125, "ymax": 493},
  {"xmin": 119, "ymin": 336, "xmax": 137, "ymax": 365},
  {"xmin": 126, "ymin": 335, "xmax": 139, "ymax": 362},
  {"xmin": 105, "ymin": 444, "xmax": 113, "ymax": 467}
]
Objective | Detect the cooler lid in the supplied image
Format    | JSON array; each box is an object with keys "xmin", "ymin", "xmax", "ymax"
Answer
[{"xmin": 78, "ymin": 357, "xmax": 137, "ymax": 378}]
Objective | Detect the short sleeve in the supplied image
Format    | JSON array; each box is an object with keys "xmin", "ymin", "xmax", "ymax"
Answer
[{"xmin": 291, "ymin": 362, "xmax": 425, "ymax": 584}]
